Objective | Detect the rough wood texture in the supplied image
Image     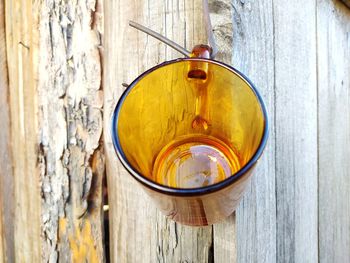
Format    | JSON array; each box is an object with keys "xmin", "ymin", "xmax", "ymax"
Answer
[
  {"xmin": 274, "ymin": 1, "xmax": 319, "ymax": 262},
  {"xmin": 104, "ymin": 1, "xmax": 214, "ymax": 262},
  {"xmin": 0, "ymin": 0, "xmax": 14, "ymax": 262},
  {"xmin": 209, "ymin": 1, "xmax": 237, "ymax": 262},
  {"xmin": 1, "ymin": 0, "xmax": 349, "ymax": 262},
  {"xmin": 5, "ymin": 0, "xmax": 105, "ymax": 262},
  {"xmin": 214, "ymin": 215, "xmax": 237, "ymax": 263},
  {"xmin": 317, "ymin": 1, "xmax": 350, "ymax": 262},
  {"xmin": 228, "ymin": 1, "xmax": 277, "ymax": 263},
  {"xmin": 37, "ymin": 0, "xmax": 104, "ymax": 262}
]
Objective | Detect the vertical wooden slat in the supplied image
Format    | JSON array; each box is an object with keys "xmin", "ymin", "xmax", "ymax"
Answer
[
  {"xmin": 104, "ymin": 1, "xmax": 214, "ymax": 262},
  {"xmin": 214, "ymin": 215, "xmax": 237, "ymax": 263},
  {"xmin": 317, "ymin": 1, "xmax": 350, "ymax": 262},
  {"xmin": 0, "ymin": 0, "xmax": 14, "ymax": 261},
  {"xmin": 5, "ymin": 0, "xmax": 41, "ymax": 261},
  {"xmin": 210, "ymin": 1, "xmax": 237, "ymax": 262},
  {"xmin": 37, "ymin": 0, "xmax": 105, "ymax": 262},
  {"xmin": 219, "ymin": 1, "xmax": 277, "ymax": 263},
  {"xmin": 5, "ymin": 0, "xmax": 105, "ymax": 261},
  {"xmin": 274, "ymin": 1, "xmax": 318, "ymax": 262}
]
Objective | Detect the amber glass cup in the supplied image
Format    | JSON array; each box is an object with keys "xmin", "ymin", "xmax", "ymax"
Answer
[{"xmin": 111, "ymin": 58, "xmax": 268, "ymax": 226}]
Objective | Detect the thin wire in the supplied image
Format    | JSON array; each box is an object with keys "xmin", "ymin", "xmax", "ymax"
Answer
[
  {"xmin": 202, "ymin": 0, "xmax": 218, "ymax": 58},
  {"xmin": 129, "ymin": 21, "xmax": 191, "ymax": 58}
]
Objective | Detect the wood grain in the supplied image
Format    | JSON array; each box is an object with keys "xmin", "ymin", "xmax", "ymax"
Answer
[
  {"xmin": 0, "ymin": 0, "xmax": 14, "ymax": 262},
  {"xmin": 274, "ymin": 1, "xmax": 319, "ymax": 262},
  {"xmin": 0, "ymin": 0, "xmax": 348, "ymax": 261},
  {"xmin": 5, "ymin": 0, "xmax": 105, "ymax": 261},
  {"xmin": 5, "ymin": 0, "xmax": 41, "ymax": 261},
  {"xmin": 214, "ymin": 215, "xmax": 237, "ymax": 263},
  {"xmin": 103, "ymin": 0, "xmax": 214, "ymax": 262},
  {"xmin": 210, "ymin": 1, "xmax": 238, "ymax": 262},
  {"xmin": 226, "ymin": 1, "xmax": 277, "ymax": 263},
  {"xmin": 317, "ymin": 1, "xmax": 350, "ymax": 262}
]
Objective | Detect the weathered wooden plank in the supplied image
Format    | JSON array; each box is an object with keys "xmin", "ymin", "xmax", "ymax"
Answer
[
  {"xmin": 274, "ymin": 1, "xmax": 318, "ymax": 262},
  {"xmin": 0, "ymin": 0, "xmax": 14, "ymax": 262},
  {"xmin": 5, "ymin": 0, "xmax": 105, "ymax": 262},
  {"xmin": 317, "ymin": 1, "xmax": 350, "ymax": 262},
  {"xmin": 37, "ymin": 0, "xmax": 105, "ymax": 262},
  {"xmin": 5, "ymin": 0, "xmax": 42, "ymax": 261},
  {"xmin": 104, "ymin": 0, "xmax": 213, "ymax": 262},
  {"xmin": 214, "ymin": 215, "xmax": 237, "ymax": 263},
  {"xmin": 210, "ymin": 1, "xmax": 237, "ymax": 261},
  {"xmin": 214, "ymin": 1, "xmax": 277, "ymax": 263}
]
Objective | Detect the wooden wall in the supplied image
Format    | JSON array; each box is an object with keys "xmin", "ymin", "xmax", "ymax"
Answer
[
  {"xmin": 104, "ymin": 0, "xmax": 350, "ymax": 262},
  {"xmin": 0, "ymin": 0, "xmax": 349, "ymax": 262}
]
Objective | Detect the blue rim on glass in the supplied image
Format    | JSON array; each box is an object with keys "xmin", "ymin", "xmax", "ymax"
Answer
[{"xmin": 111, "ymin": 58, "xmax": 269, "ymax": 196}]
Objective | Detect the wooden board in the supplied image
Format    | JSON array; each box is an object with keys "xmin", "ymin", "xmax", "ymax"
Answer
[
  {"xmin": 103, "ymin": 1, "xmax": 350, "ymax": 262},
  {"xmin": 317, "ymin": 1, "xmax": 350, "ymax": 262},
  {"xmin": 5, "ymin": 0, "xmax": 41, "ymax": 261},
  {"xmin": 103, "ymin": 1, "xmax": 215, "ymax": 262},
  {"xmin": 227, "ymin": 1, "xmax": 277, "ymax": 263},
  {"xmin": 36, "ymin": 0, "xmax": 105, "ymax": 261},
  {"xmin": 0, "ymin": 0, "xmax": 14, "ymax": 262},
  {"xmin": 274, "ymin": 1, "xmax": 319, "ymax": 262},
  {"xmin": 4, "ymin": 0, "xmax": 105, "ymax": 261},
  {"xmin": 208, "ymin": 1, "xmax": 238, "ymax": 262}
]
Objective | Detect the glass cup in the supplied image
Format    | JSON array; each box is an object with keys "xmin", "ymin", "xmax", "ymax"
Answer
[{"xmin": 111, "ymin": 58, "xmax": 268, "ymax": 226}]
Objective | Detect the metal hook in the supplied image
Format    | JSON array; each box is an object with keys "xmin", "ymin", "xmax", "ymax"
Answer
[
  {"xmin": 129, "ymin": 0, "xmax": 217, "ymax": 59},
  {"xmin": 129, "ymin": 21, "xmax": 191, "ymax": 57}
]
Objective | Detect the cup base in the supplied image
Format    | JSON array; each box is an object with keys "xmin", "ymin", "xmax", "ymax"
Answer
[{"xmin": 152, "ymin": 135, "xmax": 241, "ymax": 188}]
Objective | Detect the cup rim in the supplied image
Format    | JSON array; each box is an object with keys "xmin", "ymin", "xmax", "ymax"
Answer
[{"xmin": 111, "ymin": 58, "xmax": 269, "ymax": 196}]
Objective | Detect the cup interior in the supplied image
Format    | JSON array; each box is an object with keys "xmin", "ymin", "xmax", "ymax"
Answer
[{"xmin": 113, "ymin": 59, "xmax": 267, "ymax": 189}]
